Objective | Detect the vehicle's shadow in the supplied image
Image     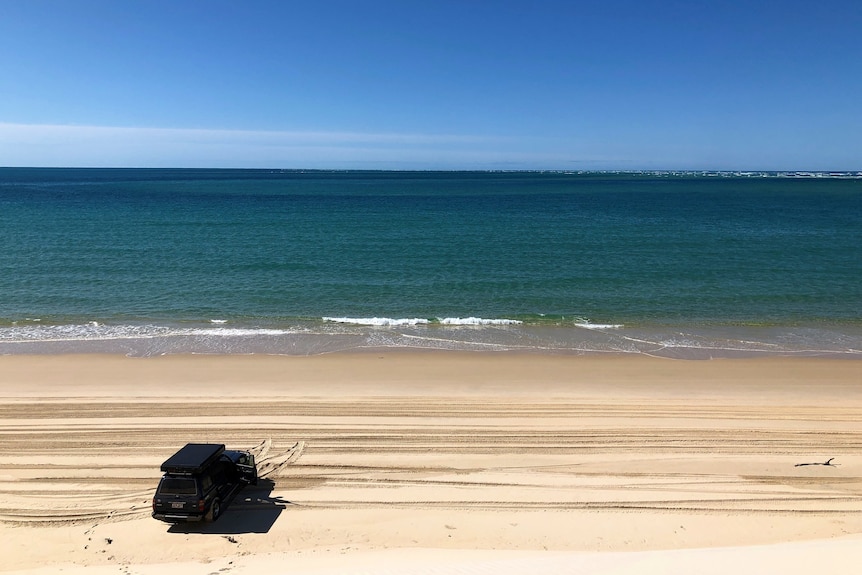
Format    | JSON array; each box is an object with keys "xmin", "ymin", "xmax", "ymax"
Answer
[{"xmin": 167, "ymin": 479, "xmax": 291, "ymax": 535}]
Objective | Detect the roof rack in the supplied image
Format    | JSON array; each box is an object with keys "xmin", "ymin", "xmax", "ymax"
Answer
[{"xmin": 160, "ymin": 443, "xmax": 225, "ymax": 474}]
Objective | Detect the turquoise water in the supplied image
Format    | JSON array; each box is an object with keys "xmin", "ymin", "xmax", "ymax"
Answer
[{"xmin": 1, "ymin": 168, "xmax": 860, "ymax": 358}]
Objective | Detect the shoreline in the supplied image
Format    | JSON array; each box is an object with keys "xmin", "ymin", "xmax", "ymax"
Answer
[
  {"xmin": 2, "ymin": 353, "xmax": 861, "ymax": 573},
  {"xmin": 3, "ymin": 320, "xmax": 861, "ymax": 360}
]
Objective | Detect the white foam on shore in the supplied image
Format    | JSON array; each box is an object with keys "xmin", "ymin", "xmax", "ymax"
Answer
[
  {"xmin": 438, "ymin": 317, "xmax": 522, "ymax": 325},
  {"xmin": 190, "ymin": 327, "xmax": 297, "ymax": 336},
  {"xmin": 0, "ymin": 323, "xmax": 300, "ymax": 342},
  {"xmin": 1, "ymin": 321, "xmax": 859, "ymax": 359},
  {"xmin": 323, "ymin": 316, "xmax": 523, "ymax": 327},
  {"xmin": 323, "ymin": 317, "xmax": 432, "ymax": 326},
  {"xmin": 575, "ymin": 321, "xmax": 624, "ymax": 330}
]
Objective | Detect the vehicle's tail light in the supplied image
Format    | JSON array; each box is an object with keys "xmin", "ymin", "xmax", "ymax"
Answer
[
  {"xmin": 198, "ymin": 499, "xmax": 205, "ymax": 512},
  {"xmin": 152, "ymin": 498, "xmax": 159, "ymax": 511}
]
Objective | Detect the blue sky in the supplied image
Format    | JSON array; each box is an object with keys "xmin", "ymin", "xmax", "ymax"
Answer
[{"xmin": 1, "ymin": 0, "xmax": 860, "ymax": 170}]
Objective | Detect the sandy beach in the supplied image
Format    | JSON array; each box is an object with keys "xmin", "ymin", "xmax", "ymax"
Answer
[{"xmin": 2, "ymin": 353, "xmax": 861, "ymax": 574}]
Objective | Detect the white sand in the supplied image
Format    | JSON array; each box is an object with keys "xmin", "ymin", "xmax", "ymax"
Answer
[{"xmin": 2, "ymin": 353, "xmax": 861, "ymax": 574}]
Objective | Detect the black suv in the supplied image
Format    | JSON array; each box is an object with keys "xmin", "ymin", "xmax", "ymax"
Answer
[{"xmin": 152, "ymin": 443, "xmax": 258, "ymax": 523}]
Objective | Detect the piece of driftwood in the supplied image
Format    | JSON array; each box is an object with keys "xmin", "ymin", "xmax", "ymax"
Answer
[{"xmin": 794, "ymin": 457, "xmax": 838, "ymax": 467}]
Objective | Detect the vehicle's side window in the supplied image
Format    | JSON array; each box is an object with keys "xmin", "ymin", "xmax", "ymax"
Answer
[{"xmin": 201, "ymin": 474, "xmax": 212, "ymax": 492}]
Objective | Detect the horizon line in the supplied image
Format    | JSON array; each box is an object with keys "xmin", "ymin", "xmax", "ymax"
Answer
[{"xmin": 2, "ymin": 166, "xmax": 861, "ymax": 176}]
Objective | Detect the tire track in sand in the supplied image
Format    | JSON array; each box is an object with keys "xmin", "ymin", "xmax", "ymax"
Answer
[{"xmin": 2, "ymin": 394, "xmax": 861, "ymax": 525}]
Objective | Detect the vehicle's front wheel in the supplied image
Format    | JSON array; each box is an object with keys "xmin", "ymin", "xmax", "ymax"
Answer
[{"xmin": 208, "ymin": 498, "xmax": 221, "ymax": 522}]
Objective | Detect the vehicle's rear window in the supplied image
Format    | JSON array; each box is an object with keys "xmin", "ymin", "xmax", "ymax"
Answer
[{"xmin": 159, "ymin": 477, "xmax": 197, "ymax": 495}]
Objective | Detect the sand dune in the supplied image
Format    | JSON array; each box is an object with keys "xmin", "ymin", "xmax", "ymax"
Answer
[{"xmin": 1, "ymin": 353, "xmax": 861, "ymax": 573}]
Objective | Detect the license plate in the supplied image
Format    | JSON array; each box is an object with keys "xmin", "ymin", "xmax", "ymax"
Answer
[{"xmin": 171, "ymin": 502, "xmax": 184, "ymax": 509}]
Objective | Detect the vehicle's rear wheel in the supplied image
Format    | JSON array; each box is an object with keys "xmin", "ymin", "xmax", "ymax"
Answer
[{"xmin": 208, "ymin": 498, "xmax": 221, "ymax": 522}]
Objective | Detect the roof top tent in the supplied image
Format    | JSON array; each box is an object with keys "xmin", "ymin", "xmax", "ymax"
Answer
[{"xmin": 160, "ymin": 443, "xmax": 225, "ymax": 474}]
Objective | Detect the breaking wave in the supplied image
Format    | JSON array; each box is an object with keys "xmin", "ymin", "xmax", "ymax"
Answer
[
  {"xmin": 323, "ymin": 317, "xmax": 523, "ymax": 326},
  {"xmin": 323, "ymin": 317, "xmax": 431, "ymax": 326},
  {"xmin": 0, "ymin": 318, "xmax": 859, "ymax": 359}
]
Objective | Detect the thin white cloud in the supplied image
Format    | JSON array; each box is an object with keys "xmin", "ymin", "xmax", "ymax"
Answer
[
  {"xmin": 0, "ymin": 122, "xmax": 495, "ymax": 144},
  {"xmin": 0, "ymin": 123, "xmax": 520, "ymax": 169}
]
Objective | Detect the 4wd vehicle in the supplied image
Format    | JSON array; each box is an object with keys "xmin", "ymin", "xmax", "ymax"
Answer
[{"xmin": 152, "ymin": 443, "xmax": 258, "ymax": 523}]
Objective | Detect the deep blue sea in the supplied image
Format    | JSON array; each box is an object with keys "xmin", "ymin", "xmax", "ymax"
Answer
[{"xmin": 2, "ymin": 168, "xmax": 861, "ymax": 358}]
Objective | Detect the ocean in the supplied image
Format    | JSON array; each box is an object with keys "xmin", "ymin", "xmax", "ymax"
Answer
[{"xmin": 1, "ymin": 168, "xmax": 860, "ymax": 358}]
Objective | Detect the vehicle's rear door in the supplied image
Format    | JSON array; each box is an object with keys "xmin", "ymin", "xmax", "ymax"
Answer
[{"xmin": 154, "ymin": 476, "xmax": 199, "ymax": 514}]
